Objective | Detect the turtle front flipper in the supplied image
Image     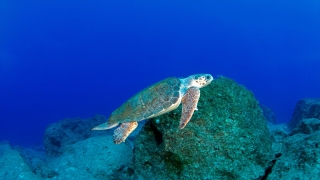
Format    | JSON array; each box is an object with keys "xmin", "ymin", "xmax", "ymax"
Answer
[
  {"xmin": 113, "ymin": 122, "xmax": 138, "ymax": 144},
  {"xmin": 91, "ymin": 122, "xmax": 119, "ymax": 130},
  {"xmin": 179, "ymin": 87, "xmax": 200, "ymax": 129}
]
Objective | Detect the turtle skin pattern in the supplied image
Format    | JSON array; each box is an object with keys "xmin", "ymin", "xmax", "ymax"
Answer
[{"xmin": 107, "ymin": 77, "xmax": 182, "ymax": 125}]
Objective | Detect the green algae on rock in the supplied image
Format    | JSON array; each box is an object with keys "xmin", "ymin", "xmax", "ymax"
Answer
[{"xmin": 132, "ymin": 77, "xmax": 273, "ymax": 179}]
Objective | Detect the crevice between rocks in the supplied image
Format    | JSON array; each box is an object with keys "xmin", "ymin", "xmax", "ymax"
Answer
[
  {"xmin": 259, "ymin": 153, "xmax": 282, "ymax": 180},
  {"xmin": 149, "ymin": 123, "xmax": 163, "ymax": 146}
]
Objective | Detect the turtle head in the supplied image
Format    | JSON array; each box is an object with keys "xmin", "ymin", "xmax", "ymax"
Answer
[{"xmin": 188, "ymin": 74, "xmax": 213, "ymax": 88}]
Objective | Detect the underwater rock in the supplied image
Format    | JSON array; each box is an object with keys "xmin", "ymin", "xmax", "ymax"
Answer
[
  {"xmin": 0, "ymin": 136, "xmax": 134, "ymax": 180},
  {"xmin": 46, "ymin": 135, "xmax": 134, "ymax": 179},
  {"xmin": 267, "ymin": 123, "xmax": 290, "ymax": 142},
  {"xmin": 288, "ymin": 98, "xmax": 320, "ymax": 129},
  {"xmin": 43, "ymin": 115, "xmax": 109, "ymax": 157},
  {"xmin": 132, "ymin": 77, "xmax": 274, "ymax": 179},
  {"xmin": 15, "ymin": 145, "xmax": 58, "ymax": 179},
  {"xmin": 291, "ymin": 118, "xmax": 320, "ymax": 135},
  {"xmin": 267, "ymin": 131, "xmax": 320, "ymax": 179},
  {"xmin": 260, "ymin": 104, "xmax": 277, "ymax": 124},
  {"xmin": 0, "ymin": 142, "xmax": 42, "ymax": 179}
]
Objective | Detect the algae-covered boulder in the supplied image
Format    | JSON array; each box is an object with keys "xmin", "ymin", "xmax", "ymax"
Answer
[{"xmin": 132, "ymin": 77, "xmax": 273, "ymax": 179}]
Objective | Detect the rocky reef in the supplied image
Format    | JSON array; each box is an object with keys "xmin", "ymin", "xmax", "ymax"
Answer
[{"xmin": 1, "ymin": 78, "xmax": 319, "ymax": 179}]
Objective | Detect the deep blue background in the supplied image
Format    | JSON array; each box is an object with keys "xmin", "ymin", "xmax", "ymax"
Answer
[{"xmin": 1, "ymin": 0, "xmax": 319, "ymax": 146}]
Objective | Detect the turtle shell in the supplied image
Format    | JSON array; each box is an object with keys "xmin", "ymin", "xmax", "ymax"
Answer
[{"xmin": 107, "ymin": 77, "xmax": 182, "ymax": 125}]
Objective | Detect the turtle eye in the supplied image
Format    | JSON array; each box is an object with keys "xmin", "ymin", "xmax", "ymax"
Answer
[{"xmin": 206, "ymin": 75, "xmax": 211, "ymax": 80}]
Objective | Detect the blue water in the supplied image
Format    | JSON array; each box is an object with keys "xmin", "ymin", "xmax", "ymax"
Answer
[{"xmin": 1, "ymin": 0, "xmax": 319, "ymax": 147}]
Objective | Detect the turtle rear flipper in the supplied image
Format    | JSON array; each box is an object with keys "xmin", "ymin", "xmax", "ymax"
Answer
[
  {"xmin": 92, "ymin": 122, "xmax": 119, "ymax": 130},
  {"xmin": 113, "ymin": 122, "xmax": 138, "ymax": 144}
]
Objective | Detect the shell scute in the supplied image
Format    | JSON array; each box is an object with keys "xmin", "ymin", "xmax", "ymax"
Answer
[
  {"xmin": 167, "ymin": 78, "xmax": 178, "ymax": 86},
  {"xmin": 163, "ymin": 100, "xmax": 174, "ymax": 109},
  {"xmin": 107, "ymin": 77, "xmax": 182, "ymax": 124},
  {"xmin": 173, "ymin": 91, "xmax": 180, "ymax": 98},
  {"xmin": 174, "ymin": 85, "xmax": 181, "ymax": 91},
  {"xmin": 170, "ymin": 97, "xmax": 179, "ymax": 104}
]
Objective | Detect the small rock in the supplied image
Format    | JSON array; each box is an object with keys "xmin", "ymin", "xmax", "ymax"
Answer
[
  {"xmin": 47, "ymin": 136, "xmax": 133, "ymax": 179},
  {"xmin": 0, "ymin": 142, "xmax": 42, "ymax": 179},
  {"xmin": 291, "ymin": 118, "xmax": 320, "ymax": 135},
  {"xmin": 288, "ymin": 98, "xmax": 320, "ymax": 129},
  {"xmin": 268, "ymin": 123, "xmax": 290, "ymax": 141},
  {"xmin": 43, "ymin": 115, "xmax": 109, "ymax": 157}
]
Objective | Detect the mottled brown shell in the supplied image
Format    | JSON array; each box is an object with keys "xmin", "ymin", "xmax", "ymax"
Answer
[{"xmin": 107, "ymin": 77, "xmax": 182, "ymax": 125}]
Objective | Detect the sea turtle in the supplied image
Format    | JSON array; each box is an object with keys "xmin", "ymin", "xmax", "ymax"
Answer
[{"xmin": 92, "ymin": 74, "xmax": 213, "ymax": 144}]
